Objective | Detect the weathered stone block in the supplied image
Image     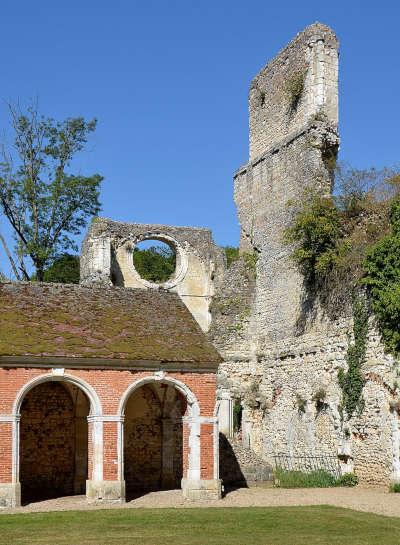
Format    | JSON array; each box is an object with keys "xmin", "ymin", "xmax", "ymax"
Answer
[
  {"xmin": 0, "ymin": 483, "xmax": 21, "ymax": 508},
  {"xmin": 181, "ymin": 479, "xmax": 222, "ymax": 501},
  {"xmin": 86, "ymin": 480, "xmax": 125, "ymax": 502}
]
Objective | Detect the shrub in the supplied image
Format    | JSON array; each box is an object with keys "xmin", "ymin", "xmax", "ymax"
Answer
[
  {"xmin": 390, "ymin": 483, "xmax": 400, "ymax": 493},
  {"xmin": 284, "ymin": 196, "xmax": 342, "ymax": 282},
  {"xmin": 363, "ymin": 198, "xmax": 400, "ymax": 357},
  {"xmin": 274, "ymin": 469, "xmax": 358, "ymax": 488},
  {"xmin": 274, "ymin": 469, "xmax": 337, "ymax": 488},
  {"xmin": 295, "ymin": 394, "xmax": 307, "ymax": 413},
  {"xmin": 337, "ymin": 473, "xmax": 358, "ymax": 487},
  {"xmin": 224, "ymin": 246, "xmax": 239, "ymax": 268}
]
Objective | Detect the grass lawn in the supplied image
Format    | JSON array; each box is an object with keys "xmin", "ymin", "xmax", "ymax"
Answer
[{"xmin": 0, "ymin": 506, "xmax": 399, "ymax": 545}]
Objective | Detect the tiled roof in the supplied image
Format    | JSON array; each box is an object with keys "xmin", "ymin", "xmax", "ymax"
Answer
[{"xmin": 0, "ymin": 282, "xmax": 221, "ymax": 366}]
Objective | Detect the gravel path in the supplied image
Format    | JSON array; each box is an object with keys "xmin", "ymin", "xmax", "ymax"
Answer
[{"xmin": 1, "ymin": 486, "xmax": 399, "ymax": 518}]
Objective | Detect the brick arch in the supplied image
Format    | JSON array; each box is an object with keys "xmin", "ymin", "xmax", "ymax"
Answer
[
  {"xmin": 13, "ymin": 373, "xmax": 102, "ymax": 417},
  {"xmin": 12, "ymin": 373, "xmax": 103, "ymax": 488},
  {"xmin": 118, "ymin": 376, "xmax": 201, "ymax": 484},
  {"xmin": 118, "ymin": 376, "xmax": 199, "ymax": 418}
]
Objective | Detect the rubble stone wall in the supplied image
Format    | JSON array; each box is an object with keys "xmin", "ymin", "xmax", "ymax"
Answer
[{"xmin": 212, "ymin": 23, "xmax": 400, "ymax": 487}]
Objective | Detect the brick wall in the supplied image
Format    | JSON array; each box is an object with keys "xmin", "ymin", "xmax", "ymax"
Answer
[{"xmin": 0, "ymin": 367, "xmax": 217, "ymax": 495}]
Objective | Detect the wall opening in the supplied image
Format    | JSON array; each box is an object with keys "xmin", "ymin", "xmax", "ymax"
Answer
[
  {"xmin": 233, "ymin": 398, "xmax": 243, "ymax": 436},
  {"xmin": 132, "ymin": 239, "xmax": 176, "ymax": 284},
  {"xmin": 19, "ymin": 381, "xmax": 90, "ymax": 504},
  {"xmin": 123, "ymin": 382, "xmax": 187, "ymax": 500}
]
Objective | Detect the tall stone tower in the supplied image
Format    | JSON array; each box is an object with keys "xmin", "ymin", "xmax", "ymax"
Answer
[{"xmin": 234, "ymin": 23, "xmax": 339, "ymax": 345}]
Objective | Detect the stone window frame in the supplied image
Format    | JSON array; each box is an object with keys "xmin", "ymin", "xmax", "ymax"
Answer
[{"xmin": 125, "ymin": 232, "xmax": 188, "ymax": 289}]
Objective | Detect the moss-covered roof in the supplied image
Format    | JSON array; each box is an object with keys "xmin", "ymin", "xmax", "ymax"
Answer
[{"xmin": 0, "ymin": 282, "xmax": 222, "ymax": 365}]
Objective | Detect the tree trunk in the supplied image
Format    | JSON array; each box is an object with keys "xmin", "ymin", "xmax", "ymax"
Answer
[{"xmin": 0, "ymin": 232, "xmax": 20, "ymax": 280}]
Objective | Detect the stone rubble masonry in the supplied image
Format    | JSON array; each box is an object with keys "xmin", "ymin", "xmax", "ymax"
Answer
[{"xmin": 212, "ymin": 23, "xmax": 400, "ymax": 487}]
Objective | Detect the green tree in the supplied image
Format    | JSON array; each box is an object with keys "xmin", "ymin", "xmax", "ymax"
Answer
[
  {"xmin": 132, "ymin": 245, "xmax": 176, "ymax": 283},
  {"xmin": 41, "ymin": 254, "xmax": 80, "ymax": 284},
  {"xmin": 0, "ymin": 103, "xmax": 102, "ymax": 281}
]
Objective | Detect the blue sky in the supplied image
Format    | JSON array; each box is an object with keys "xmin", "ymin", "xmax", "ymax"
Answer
[{"xmin": 0, "ymin": 0, "xmax": 399, "ymax": 276}]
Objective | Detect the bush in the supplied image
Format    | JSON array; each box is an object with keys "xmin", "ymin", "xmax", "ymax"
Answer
[
  {"xmin": 274, "ymin": 469, "xmax": 337, "ymax": 488},
  {"xmin": 336, "ymin": 473, "xmax": 358, "ymax": 487},
  {"xmin": 363, "ymin": 198, "xmax": 400, "ymax": 357},
  {"xmin": 390, "ymin": 483, "xmax": 400, "ymax": 493},
  {"xmin": 224, "ymin": 246, "xmax": 240, "ymax": 268},
  {"xmin": 284, "ymin": 196, "xmax": 342, "ymax": 281}
]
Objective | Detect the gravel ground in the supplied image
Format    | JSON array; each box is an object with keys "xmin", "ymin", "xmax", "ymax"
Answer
[{"xmin": 1, "ymin": 486, "xmax": 399, "ymax": 518}]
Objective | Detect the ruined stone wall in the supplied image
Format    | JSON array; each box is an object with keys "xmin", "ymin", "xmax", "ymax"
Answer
[
  {"xmin": 217, "ymin": 323, "xmax": 399, "ymax": 486},
  {"xmin": 235, "ymin": 22, "xmax": 339, "ymax": 342},
  {"xmin": 81, "ymin": 219, "xmax": 225, "ymax": 331},
  {"xmin": 212, "ymin": 23, "xmax": 400, "ymax": 487},
  {"xmin": 249, "ymin": 24, "xmax": 338, "ymax": 161}
]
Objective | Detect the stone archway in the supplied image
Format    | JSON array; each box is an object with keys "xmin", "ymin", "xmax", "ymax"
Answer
[{"xmin": 123, "ymin": 382, "xmax": 187, "ymax": 499}]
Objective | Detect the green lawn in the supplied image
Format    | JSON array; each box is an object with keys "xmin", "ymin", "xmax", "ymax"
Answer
[{"xmin": 0, "ymin": 506, "xmax": 399, "ymax": 545}]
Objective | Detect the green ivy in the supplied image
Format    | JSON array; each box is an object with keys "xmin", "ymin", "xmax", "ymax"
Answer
[
  {"xmin": 363, "ymin": 198, "xmax": 400, "ymax": 357},
  {"xmin": 338, "ymin": 295, "xmax": 368, "ymax": 419}
]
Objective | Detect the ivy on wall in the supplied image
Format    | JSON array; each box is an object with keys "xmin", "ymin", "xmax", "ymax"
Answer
[{"xmin": 338, "ymin": 295, "xmax": 368, "ymax": 420}]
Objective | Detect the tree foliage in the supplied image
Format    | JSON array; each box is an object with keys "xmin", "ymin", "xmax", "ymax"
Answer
[
  {"xmin": 132, "ymin": 245, "xmax": 176, "ymax": 283},
  {"xmin": 41, "ymin": 253, "xmax": 80, "ymax": 284},
  {"xmin": 285, "ymin": 165, "xmax": 400, "ymax": 296},
  {"xmin": 0, "ymin": 103, "xmax": 102, "ymax": 281},
  {"xmin": 284, "ymin": 195, "xmax": 343, "ymax": 281},
  {"xmin": 224, "ymin": 246, "xmax": 239, "ymax": 268},
  {"xmin": 285, "ymin": 164, "xmax": 400, "ymax": 359},
  {"xmin": 363, "ymin": 198, "xmax": 400, "ymax": 357}
]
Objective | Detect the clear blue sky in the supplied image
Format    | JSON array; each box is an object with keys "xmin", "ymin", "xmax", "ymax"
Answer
[{"xmin": 0, "ymin": 0, "xmax": 399, "ymax": 276}]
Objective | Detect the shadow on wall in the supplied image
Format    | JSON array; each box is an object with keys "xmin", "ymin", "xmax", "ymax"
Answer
[{"xmin": 219, "ymin": 433, "xmax": 247, "ymax": 492}]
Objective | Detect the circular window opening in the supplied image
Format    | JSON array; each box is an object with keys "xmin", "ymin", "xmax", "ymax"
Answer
[{"xmin": 132, "ymin": 239, "xmax": 177, "ymax": 284}]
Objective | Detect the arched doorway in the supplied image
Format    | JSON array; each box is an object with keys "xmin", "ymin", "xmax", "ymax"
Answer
[
  {"xmin": 19, "ymin": 381, "xmax": 90, "ymax": 504},
  {"xmin": 123, "ymin": 381, "xmax": 187, "ymax": 499}
]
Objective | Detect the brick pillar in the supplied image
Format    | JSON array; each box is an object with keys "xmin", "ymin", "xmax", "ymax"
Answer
[
  {"xmin": 0, "ymin": 416, "xmax": 21, "ymax": 508},
  {"xmin": 86, "ymin": 416, "xmax": 125, "ymax": 502}
]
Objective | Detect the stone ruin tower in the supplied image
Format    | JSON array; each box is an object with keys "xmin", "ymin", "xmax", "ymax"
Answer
[
  {"xmin": 235, "ymin": 22, "xmax": 339, "ymax": 345},
  {"xmin": 214, "ymin": 23, "xmax": 400, "ymax": 488}
]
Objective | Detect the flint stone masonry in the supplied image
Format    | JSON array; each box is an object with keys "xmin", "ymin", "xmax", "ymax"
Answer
[
  {"xmin": 211, "ymin": 23, "xmax": 400, "ymax": 487},
  {"xmin": 81, "ymin": 218, "xmax": 225, "ymax": 332}
]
